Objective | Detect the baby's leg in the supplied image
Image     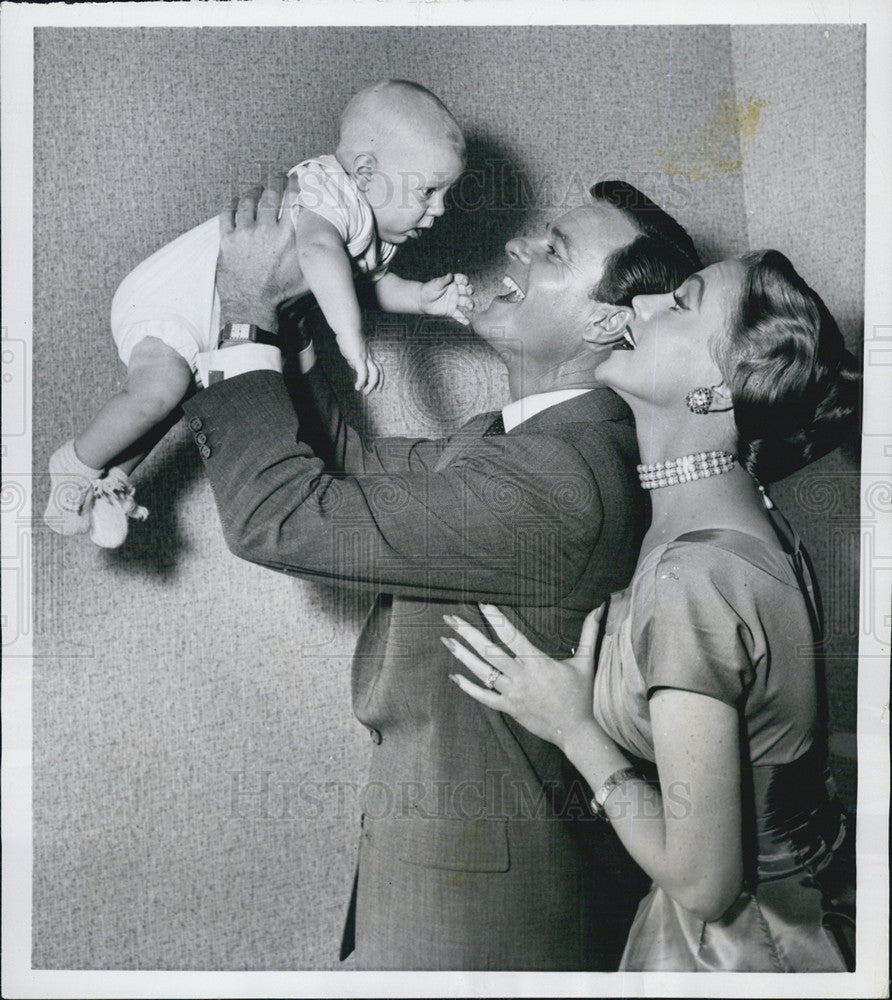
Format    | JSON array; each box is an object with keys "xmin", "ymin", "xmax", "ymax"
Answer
[
  {"xmin": 75, "ymin": 337, "xmax": 193, "ymax": 470},
  {"xmin": 44, "ymin": 338, "xmax": 191, "ymax": 539},
  {"xmin": 100, "ymin": 401, "xmax": 185, "ymax": 478}
]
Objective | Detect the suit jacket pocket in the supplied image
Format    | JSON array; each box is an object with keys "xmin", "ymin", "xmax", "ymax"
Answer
[{"xmin": 389, "ymin": 816, "xmax": 510, "ymax": 873}]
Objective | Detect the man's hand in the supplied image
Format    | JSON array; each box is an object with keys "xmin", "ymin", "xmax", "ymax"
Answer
[
  {"xmin": 217, "ymin": 178, "xmax": 304, "ymax": 333},
  {"xmin": 418, "ymin": 273, "xmax": 474, "ymax": 326}
]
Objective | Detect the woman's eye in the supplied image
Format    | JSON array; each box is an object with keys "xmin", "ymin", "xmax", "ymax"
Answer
[{"xmin": 422, "ymin": 187, "xmax": 436, "ymax": 198}]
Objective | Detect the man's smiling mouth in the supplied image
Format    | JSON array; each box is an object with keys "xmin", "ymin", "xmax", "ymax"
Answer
[{"xmin": 497, "ymin": 275, "xmax": 526, "ymax": 303}]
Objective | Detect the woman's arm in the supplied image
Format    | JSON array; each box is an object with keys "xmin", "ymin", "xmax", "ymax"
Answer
[
  {"xmin": 565, "ymin": 690, "xmax": 742, "ymax": 921},
  {"xmin": 445, "ymin": 604, "xmax": 744, "ymax": 922}
]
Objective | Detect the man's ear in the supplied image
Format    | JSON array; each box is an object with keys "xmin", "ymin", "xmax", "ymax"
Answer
[
  {"xmin": 583, "ymin": 303, "xmax": 634, "ymax": 347},
  {"xmin": 350, "ymin": 153, "xmax": 377, "ymax": 191}
]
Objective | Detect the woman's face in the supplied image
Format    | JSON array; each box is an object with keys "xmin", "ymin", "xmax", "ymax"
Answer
[{"xmin": 597, "ymin": 259, "xmax": 747, "ymax": 411}]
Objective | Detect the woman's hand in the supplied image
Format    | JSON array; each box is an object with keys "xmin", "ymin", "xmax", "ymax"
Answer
[{"xmin": 441, "ymin": 602, "xmax": 604, "ymax": 751}]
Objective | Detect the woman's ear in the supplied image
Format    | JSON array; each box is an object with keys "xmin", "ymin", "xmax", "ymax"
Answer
[
  {"xmin": 350, "ymin": 153, "xmax": 377, "ymax": 191},
  {"xmin": 582, "ymin": 303, "xmax": 634, "ymax": 347},
  {"xmin": 709, "ymin": 381, "xmax": 735, "ymax": 413}
]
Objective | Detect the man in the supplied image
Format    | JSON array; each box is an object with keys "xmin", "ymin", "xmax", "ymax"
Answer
[{"xmin": 181, "ymin": 178, "xmax": 701, "ymax": 969}]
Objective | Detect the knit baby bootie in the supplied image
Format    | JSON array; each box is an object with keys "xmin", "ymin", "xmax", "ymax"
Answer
[
  {"xmin": 89, "ymin": 466, "xmax": 149, "ymax": 549},
  {"xmin": 44, "ymin": 439, "xmax": 103, "ymax": 536}
]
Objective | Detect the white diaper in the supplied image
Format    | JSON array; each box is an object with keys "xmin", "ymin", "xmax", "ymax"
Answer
[
  {"xmin": 110, "ymin": 216, "xmax": 222, "ymax": 377},
  {"xmin": 110, "ymin": 157, "xmax": 397, "ymax": 381}
]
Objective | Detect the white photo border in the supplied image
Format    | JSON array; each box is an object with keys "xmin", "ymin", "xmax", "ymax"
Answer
[{"xmin": 2, "ymin": 2, "xmax": 889, "ymax": 997}]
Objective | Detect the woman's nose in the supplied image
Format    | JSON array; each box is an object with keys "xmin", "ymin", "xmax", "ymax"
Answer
[
  {"xmin": 631, "ymin": 292, "xmax": 661, "ymax": 320},
  {"xmin": 506, "ymin": 237, "xmax": 531, "ymax": 263}
]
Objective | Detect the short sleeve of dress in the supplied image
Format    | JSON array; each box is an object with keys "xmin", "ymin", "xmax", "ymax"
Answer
[{"xmin": 634, "ymin": 542, "xmax": 757, "ymax": 706}]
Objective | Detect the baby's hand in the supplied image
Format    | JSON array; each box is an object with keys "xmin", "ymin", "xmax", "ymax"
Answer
[
  {"xmin": 419, "ymin": 273, "xmax": 474, "ymax": 326},
  {"xmin": 336, "ymin": 334, "xmax": 383, "ymax": 395}
]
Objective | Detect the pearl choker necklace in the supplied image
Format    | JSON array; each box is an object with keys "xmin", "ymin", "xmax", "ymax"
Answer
[{"xmin": 637, "ymin": 451, "xmax": 735, "ymax": 490}]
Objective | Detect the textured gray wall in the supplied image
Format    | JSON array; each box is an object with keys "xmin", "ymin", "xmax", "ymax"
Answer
[
  {"xmin": 730, "ymin": 24, "xmax": 864, "ymax": 796},
  {"xmin": 32, "ymin": 25, "xmax": 862, "ymax": 970}
]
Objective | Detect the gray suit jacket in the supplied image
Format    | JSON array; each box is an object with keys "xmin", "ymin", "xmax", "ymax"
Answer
[{"xmin": 182, "ymin": 368, "xmax": 646, "ymax": 970}]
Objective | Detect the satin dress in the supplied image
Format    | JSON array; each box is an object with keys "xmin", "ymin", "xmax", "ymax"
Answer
[{"xmin": 592, "ymin": 521, "xmax": 855, "ymax": 972}]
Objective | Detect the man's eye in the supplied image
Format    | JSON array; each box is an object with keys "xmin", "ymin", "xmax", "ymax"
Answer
[{"xmin": 671, "ymin": 291, "xmax": 685, "ymax": 311}]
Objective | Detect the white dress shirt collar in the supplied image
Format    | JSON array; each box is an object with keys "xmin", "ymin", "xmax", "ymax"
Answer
[{"xmin": 501, "ymin": 388, "xmax": 591, "ymax": 433}]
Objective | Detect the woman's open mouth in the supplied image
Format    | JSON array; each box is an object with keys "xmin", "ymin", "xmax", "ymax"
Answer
[{"xmin": 614, "ymin": 326, "xmax": 636, "ymax": 350}]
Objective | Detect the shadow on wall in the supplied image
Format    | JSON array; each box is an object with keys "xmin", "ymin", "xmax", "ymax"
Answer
[
  {"xmin": 392, "ymin": 129, "xmax": 535, "ymax": 280},
  {"xmin": 105, "ymin": 434, "xmax": 202, "ymax": 578}
]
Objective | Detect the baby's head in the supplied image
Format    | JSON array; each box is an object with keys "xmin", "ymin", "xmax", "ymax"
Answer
[{"xmin": 337, "ymin": 80, "xmax": 465, "ymax": 244}]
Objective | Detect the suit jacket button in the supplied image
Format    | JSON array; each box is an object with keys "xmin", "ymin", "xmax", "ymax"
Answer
[
  {"xmin": 200, "ymin": 445, "xmax": 212, "ymax": 459},
  {"xmin": 195, "ymin": 432, "xmax": 207, "ymax": 445},
  {"xmin": 368, "ymin": 728, "xmax": 382, "ymax": 745},
  {"xmin": 189, "ymin": 417, "xmax": 202, "ymax": 431}
]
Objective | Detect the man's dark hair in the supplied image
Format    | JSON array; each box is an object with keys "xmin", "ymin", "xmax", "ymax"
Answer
[{"xmin": 590, "ymin": 180, "xmax": 702, "ymax": 306}]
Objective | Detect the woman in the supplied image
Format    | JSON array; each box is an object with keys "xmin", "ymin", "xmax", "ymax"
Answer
[{"xmin": 442, "ymin": 250, "xmax": 859, "ymax": 972}]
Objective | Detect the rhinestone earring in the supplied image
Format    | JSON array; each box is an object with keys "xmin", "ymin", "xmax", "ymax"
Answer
[{"xmin": 685, "ymin": 385, "xmax": 715, "ymax": 415}]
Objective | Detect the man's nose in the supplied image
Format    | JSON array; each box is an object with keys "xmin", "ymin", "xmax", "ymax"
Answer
[{"xmin": 505, "ymin": 237, "xmax": 531, "ymax": 263}]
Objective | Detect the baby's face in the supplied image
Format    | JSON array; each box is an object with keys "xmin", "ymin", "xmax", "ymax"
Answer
[{"xmin": 365, "ymin": 137, "xmax": 464, "ymax": 244}]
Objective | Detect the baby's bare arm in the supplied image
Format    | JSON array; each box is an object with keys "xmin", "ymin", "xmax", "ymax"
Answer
[
  {"xmin": 293, "ymin": 212, "xmax": 362, "ymax": 345},
  {"xmin": 374, "ymin": 271, "xmax": 474, "ymax": 325},
  {"xmin": 293, "ymin": 211, "xmax": 379, "ymax": 391},
  {"xmin": 372, "ymin": 272, "xmax": 423, "ymax": 313}
]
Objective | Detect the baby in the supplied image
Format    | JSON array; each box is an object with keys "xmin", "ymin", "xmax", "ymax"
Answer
[{"xmin": 44, "ymin": 79, "xmax": 471, "ymax": 547}]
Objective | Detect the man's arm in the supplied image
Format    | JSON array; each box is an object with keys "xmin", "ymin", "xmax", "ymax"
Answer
[
  {"xmin": 183, "ymin": 369, "xmax": 603, "ymax": 604},
  {"xmin": 215, "ymin": 183, "xmax": 305, "ymax": 333},
  {"xmin": 192, "ymin": 183, "xmax": 608, "ymax": 602},
  {"xmin": 300, "ymin": 365, "xmax": 450, "ymax": 476}
]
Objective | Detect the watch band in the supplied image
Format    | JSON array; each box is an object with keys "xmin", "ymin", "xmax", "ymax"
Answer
[
  {"xmin": 591, "ymin": 766, "xmax": 641, "ymax": 820},
  {"xmin": 218, "ymin": 322, "xmax": 279, "ymax": 348}
]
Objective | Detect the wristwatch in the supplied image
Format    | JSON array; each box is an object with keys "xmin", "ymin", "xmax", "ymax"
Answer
[{"xmin": 217, "ymin": 322, "xmax": 278, "ymax": 348}]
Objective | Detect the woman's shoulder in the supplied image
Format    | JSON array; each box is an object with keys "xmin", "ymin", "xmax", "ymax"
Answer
[
  {"xmin": 628, "ymin": 533, "xmax": 797, "ymax": 704},
  {"xmin": 646, "ymin": 527, "xmax": 805, "ymax": 594},
  {"xmin": 628, "ymin": 530, "xmax": 809, "ymax": 648}
]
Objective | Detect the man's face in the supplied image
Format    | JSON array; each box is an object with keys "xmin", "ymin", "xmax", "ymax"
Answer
[{"xmin": 472, "ymin": 203, "xmax": 639, "ymax": 366}]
